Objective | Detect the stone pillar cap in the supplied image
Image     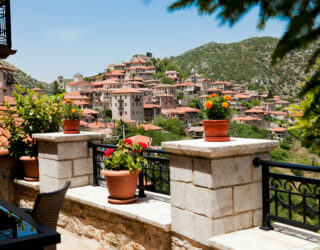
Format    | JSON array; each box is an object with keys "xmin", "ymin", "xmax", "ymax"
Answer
[
  {"xmin": 32, "ymin": 132, "xmax": 105, "ymax": 142},
  {"xmin": 162, "ymin": 138, "xmax": 278, "ymax": 159}
]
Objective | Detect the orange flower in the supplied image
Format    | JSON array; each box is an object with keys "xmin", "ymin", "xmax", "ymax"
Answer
[
  {"xmin": 71, "ymin": 108, "xmax": 76, "ymax": 113},
  {"xmin": 65, "ymin": 99, "xmax": 71, "ymax": 104},
  {"xmin": 224, "ymin": 95, "xmax": 231, "ymax": 101},
  {"xmin": 205, "ymin": 100, "xmax": 213, "ymax": 109},
  {"xmin": 222, "ymin": 102, "xmax": 229, "ymax": 108},
  {"xmin": 206, "ymin": 95, "xmax": 211, "ymax": 99},
  {"xmin": 211, "ymin": 93, "xmax": 218, "ymax": 97}
]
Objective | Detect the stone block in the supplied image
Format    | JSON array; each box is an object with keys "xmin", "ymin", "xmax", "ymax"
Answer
[
  {"xmin": 69, "ymin": 175, "xmax": 90, "ymax": 188},
  {"xmin": 253, "ymin": 209, "xmax": 262, "ymax": 227},
  {"xmin": 170, "ymin": 181, "xmax": 186, "ymax": 209},
  {"xmin": 73, "ymin": 158, "xmax": 93, "ymax": 176},
  {"xmin": 212, "ymin": 212, "xmax": 252, "ymax": 236},
  {"xmin": 234, "ymin": 182, "xmax": 262, "ymax": 213},
  {"xmin": 170, "ymin": 155, "xmax": 193, "ymax": 182},
  {"xmin": 37, "ymin": 141, "xmax": 58, "ymax": 159},
  {"xmin": 40, "ymin": 175, "xmax": 69, "ymax": 192},
  {"xmin": 39, "ymin": 158, "xmax": 72, "ymax": 178},
  {"xmin": 194, "ymin": 213, "xmax": 214, "ymax": 246},
  {"xmin": 211, "ymin": 155, "xmax": 252, "ymax": 188},
  {"xmin": 57, "ymin": 141, "xmax": 88, "ymax": 160},
  {"xmin": 193, "ymin": 158, "xmax": 213, "ymax": 188},
  {"xmin": 171, "ymin": 206, "xmax": 194, "ymax": 240},
  {"xmin": 186, "ymin": 185, "xmax": 232, "ymax": 218},
  {"xmin": 211, "ymin": 187, "xmax": 233, "ymax": 218}
]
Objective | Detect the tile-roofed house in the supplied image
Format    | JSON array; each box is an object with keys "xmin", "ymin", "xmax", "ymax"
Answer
[
  {"xmin": 210, "ymin": 81, "xmax": 233, "ymax": 91},
  {"xmin": 0, "ymin": 66, "xmax": 16, "ymax": 104},
  {"xmin": 186, "ymin": 126, "xmax": 204, "ymax": 139},
  {"xmin": 143, "ymin": 104, "xmax": 161, "ymax": 122},
  {"xmin": 66, "ymin": 79, "xmax": 93, "ymax": 93},
  {"xmin": 232, "ymin": 115, "xmax": 263, "ymax": 127},
  {"xmin": 127, "ymin": 134, "xmax": 152, "ymax": 147},
  {"xmin": 137, "ymin": 124, "xmax": 162, "ymax": 131},
  {"xmin": 112, "ymin": 88, "xmax": 144, "ymax": 122},
  {"xmin": 174, "ymin": 82, "xmax": 200, "ymax": 95},
  {"xmin": 272, "ymin": 127, "xmax": 288, "ymax": 140},
  {"xmin": 161, "ymin": 107, "xmax": 200, "ymax": 125}
]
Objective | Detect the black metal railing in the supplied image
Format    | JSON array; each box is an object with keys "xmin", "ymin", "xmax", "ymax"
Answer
[
  {"xmin": 253, "ymin": 158, "xmax": 320, "ymax": 232},
  {"xmin": 88, "ymin": 142, "xmax": 170, "ymax": 197}
]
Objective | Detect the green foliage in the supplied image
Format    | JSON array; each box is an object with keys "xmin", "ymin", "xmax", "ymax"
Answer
[
  {"xmin": 240, "ymin": 100, "xmax": 252, "ymax": 109},
  {"xmin": 1, "ymin": 85, "xmax": 63, "ymax": 158},
  {"xmin": 51, "ymin": 80, "xmax": 64, "ymax": 95},
  {"xmin": 270, "ymin": 147, "xmax": 289, "ymax": 161},
  {"xmin": 103, "ymin": 139, "xmax": 147, "ymax": 173},
  {"xmin": 228, "ymin": 122, "xmax": 269, "ymax": 139},
  {"xmin": 153, "ymin": 116, "xmax": 186, "ymax": 136},
  {"xmin": 289, "ymin": 82, "xmax": 320, "ymax": 156},
  {"xmin": 188, "ymin": 98, "xmax": 201, "ymax": 109},
  {"xmin": 161, "ymin": 77, "xmax": 174, "ymax": 84}
]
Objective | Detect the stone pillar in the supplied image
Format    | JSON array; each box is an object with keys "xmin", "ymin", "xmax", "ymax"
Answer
[
  {"xmin": 32, "ymin": 132, "xmax": 105, "ymax": 192},
  {"xmin": 162, "ymin": 138, "xmax": 278, "ymax": 247}
]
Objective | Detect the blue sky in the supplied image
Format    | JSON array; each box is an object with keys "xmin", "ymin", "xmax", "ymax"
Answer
[{"xmin": 7, "ymin": 0, "xmax": 287, "ymax": 83}]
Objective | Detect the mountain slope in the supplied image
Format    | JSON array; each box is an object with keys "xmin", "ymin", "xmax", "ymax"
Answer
[
  {"xmin": 0, "ymin": 60, "xmax": 47, "ymax": 91},
  {"xmin": 170, "ymin": 37, "xmax": 316, "ymax": 96}
]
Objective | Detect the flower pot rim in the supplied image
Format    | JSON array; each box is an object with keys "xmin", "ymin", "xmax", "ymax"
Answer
[
  {"xmin": 203, "ymin": 119, "xmax": 229, "ymax": 122},
  {"xmin": 19, "ymin": 156, "xmax": 38, "ymax": 161},
  {"xmin": 101, "ymin": 169, "xmax": 140, "ymax": 177}
]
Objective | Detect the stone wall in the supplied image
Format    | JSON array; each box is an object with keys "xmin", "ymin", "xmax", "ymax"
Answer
[{"xmin": 58, "ymin": 198, "xmax": 171, "ymax": 250}]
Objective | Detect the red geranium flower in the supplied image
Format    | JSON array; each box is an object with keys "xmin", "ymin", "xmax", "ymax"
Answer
[
  {"xmin": 138, "ymin": 142, "xmax": 147, "ymax": 149},
  {"xmin": 123, "ymin": 138, "xmax": 133, "ymax": 145},
  {"xmin": 104, "ymin": 148, "xmax": 114, "ymax": 158}
]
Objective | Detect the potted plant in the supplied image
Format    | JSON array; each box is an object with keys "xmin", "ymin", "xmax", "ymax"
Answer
[
  {"xmin": 101, "ymin": 138, "xmax": 147, "ymax": 204},
  {"xmin": 1, "ymin": 85, "xmax": 63, "ymax": 181},
  {"xmin": 62, "ymin": 99, "xmax": 83, "ymax": 134},
  {"xmin": 203, "ymin": 93, "xmax": 232, "ymax": 142}
]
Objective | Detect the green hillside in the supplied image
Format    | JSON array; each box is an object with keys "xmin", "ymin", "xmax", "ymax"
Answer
[
  {"xmin": 170, "ymin": 37, "xmax": 316, "ymax": 97},
  {"xmin": 0, "ymin": 60, "xmax": 48, "ymax": 92}
]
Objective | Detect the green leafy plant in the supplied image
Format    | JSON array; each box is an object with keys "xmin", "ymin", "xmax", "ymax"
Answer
[
  {"xmin": 289, "ymin": 85, "xmax": 320, "ymax": 156},
  {"xmin": 62, "ymin": 99, "xmax": 83, "ymax": 120},
  {"xmin": 1, "ymin": 85, "xmax": 63, "ymax": 158},
  {"xmin": 203, "ymin": 93, "xmax": 232, "ymax": 120},
  {"xmin": 104, "ymin": 139, "xmax": 147, "ymax": 173}
]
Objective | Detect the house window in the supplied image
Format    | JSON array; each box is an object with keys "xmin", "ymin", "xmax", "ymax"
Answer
[
  {"xmin": 133, "ymin": 111, "xmax": 135, "ymax": 114},
  {"xmin": 125, "ymin": 103, "xmax": 127, "ymax": 107}
]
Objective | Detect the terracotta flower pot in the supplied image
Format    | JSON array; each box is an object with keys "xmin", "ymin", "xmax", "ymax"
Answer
[
  {"xmin": 101, "ymin": 169, "xmax": 139, "ymax": 204},
  {"xmin": 63, "ymin": 120, "xmax": 80, "ymax": 134},
  {"xmin": 203, "ymin": 120, "xmax": 230, "ymax": 142},
  {"xmin": 19, "ymin": 156, "xmax": 39, "ymax": 181}
]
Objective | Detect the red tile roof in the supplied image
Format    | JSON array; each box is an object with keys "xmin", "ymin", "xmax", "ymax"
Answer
[
  {"xmin": 127, "ymin": 134, "xmax": 152, "ymax": 147},
  {"xmin": 144, "ymin": 104, "xmax": 160, "ymax": 109},
  {"xmin": 272, "ymin": 127, "xmax": 288, "ymax": 132},
  {"xmin": 112, "ymin": 88, "xmax": 142, "ymax": 94},
  {"xmin": 137, "ymin": 124, "xmax": 162, "ymax": 131},
  {"xmin": 232, "ymin": 116, "xmax": 262, "ymax": 122}
]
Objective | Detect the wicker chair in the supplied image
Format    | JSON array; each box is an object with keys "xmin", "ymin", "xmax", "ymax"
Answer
[{"xmin": 23, "ymin": 181, "xmax": 71, "ymax": 250}]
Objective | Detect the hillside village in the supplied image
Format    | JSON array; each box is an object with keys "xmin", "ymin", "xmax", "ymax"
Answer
[{"xmin": 0, "ymin": 53, "xmax": 302, "ymax": 145}]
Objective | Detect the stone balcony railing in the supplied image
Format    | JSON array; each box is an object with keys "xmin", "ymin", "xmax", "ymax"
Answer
[{"xmin": 1, "ymin": 132, "xmax": 319, "ymax": 249}]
